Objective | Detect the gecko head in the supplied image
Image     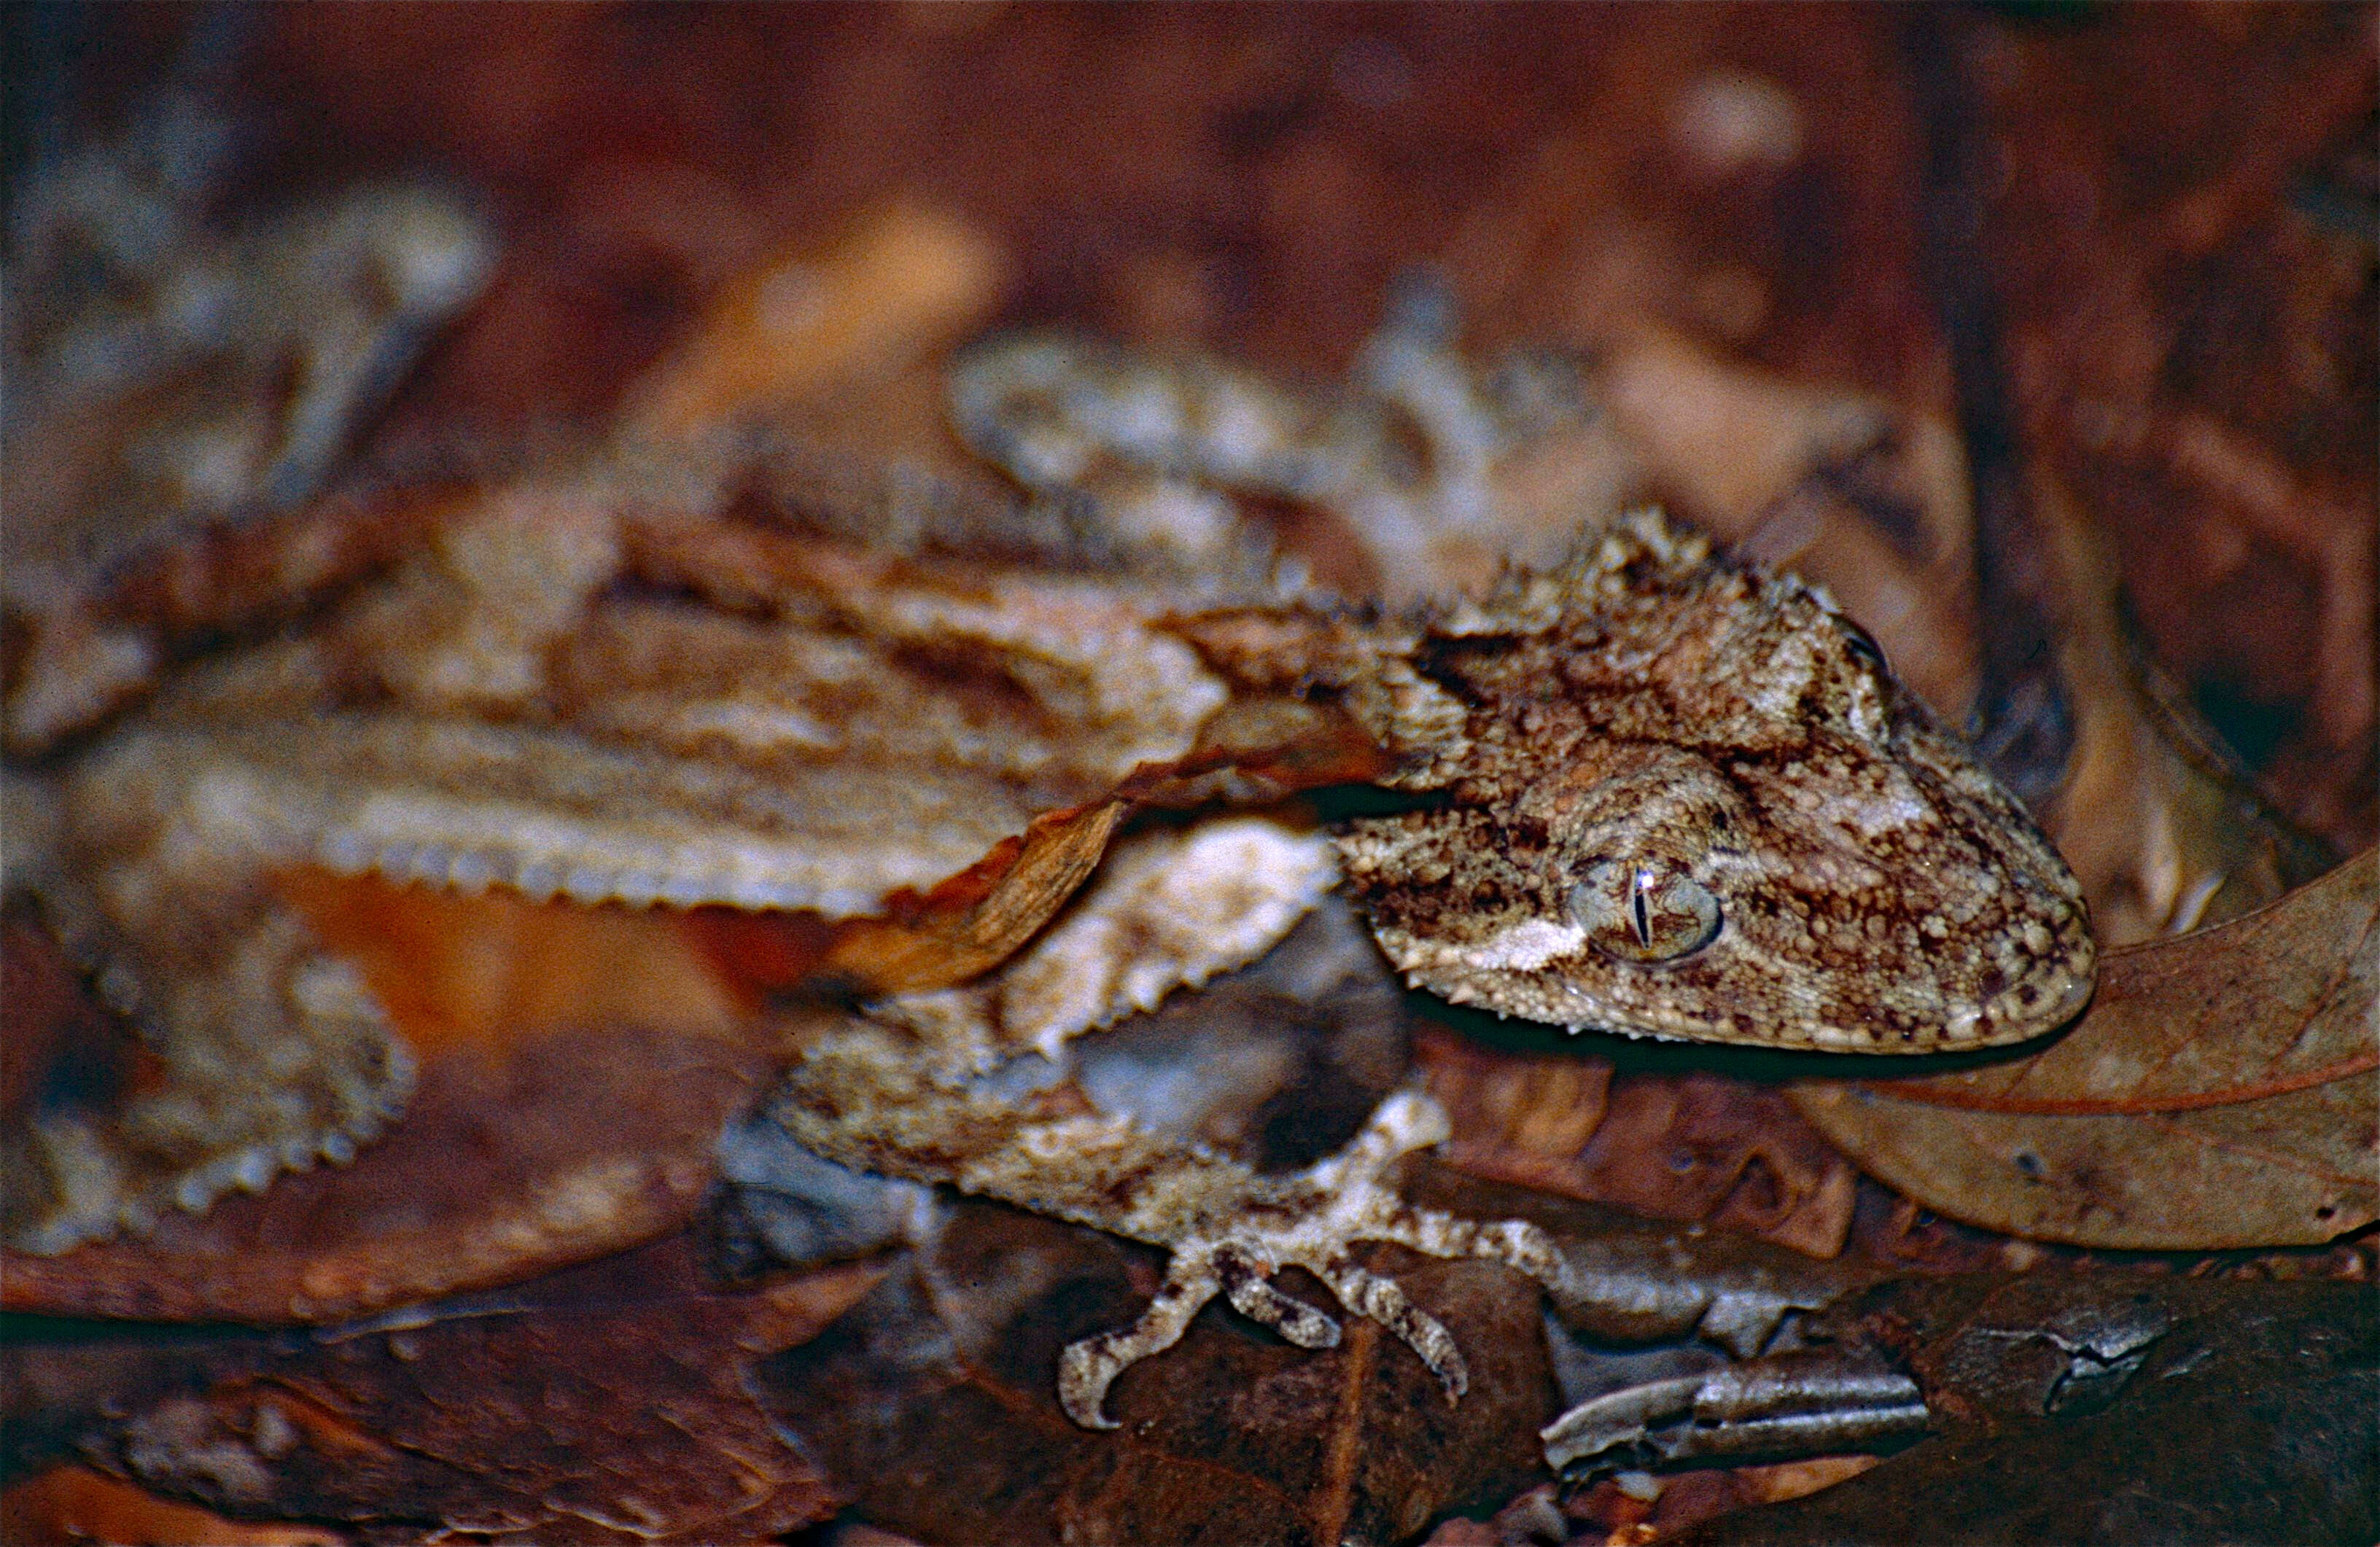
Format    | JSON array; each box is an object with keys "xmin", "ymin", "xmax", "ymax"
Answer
[{"xmin": 1337, "ymin": 569, "xmax": 2096, "ymax": 1052}]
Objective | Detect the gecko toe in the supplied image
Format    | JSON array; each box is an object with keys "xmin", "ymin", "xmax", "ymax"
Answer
[
  {"xmin": 1318, "ymin": 1258, "xmax": 1469, "ymax": 1400},
  {"xmin": 1221, "ymin": 1252, "xmax": 1343, "ymax": 1349}
]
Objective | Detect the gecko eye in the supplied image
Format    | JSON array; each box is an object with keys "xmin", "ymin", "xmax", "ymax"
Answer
[
  {"xmin": 1839, "ymin": 618, "xmax": 1888, "ymax": 672},
  {"xmin": 1568, "ymin": 860, "xmax": 1722, "ymax": 963}
]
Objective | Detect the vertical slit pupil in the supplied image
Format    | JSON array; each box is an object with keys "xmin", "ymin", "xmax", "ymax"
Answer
[{"xmin": 1631, "ymin": 870, "xmax": 1652, "ymax": 946}]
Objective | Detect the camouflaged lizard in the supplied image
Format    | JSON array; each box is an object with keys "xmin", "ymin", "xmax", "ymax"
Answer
[{"xmin": 2, "ymin": 289, "xmax": 2093, "ymax": 1429}]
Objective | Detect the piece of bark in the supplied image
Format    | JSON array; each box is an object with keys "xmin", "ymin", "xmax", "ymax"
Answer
[{"xmin": 1673, "ymin": 1272, "xmax": 2379, "ymax": 1546}]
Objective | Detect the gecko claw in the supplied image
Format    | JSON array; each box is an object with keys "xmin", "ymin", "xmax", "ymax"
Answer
[{"xmin": 1057, "ymin": 1338, "xmax": 1126, "ymax": 1430}]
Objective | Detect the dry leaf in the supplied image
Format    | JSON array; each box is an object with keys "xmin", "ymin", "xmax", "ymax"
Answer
[
  {"xmin": 755, "ymin": 1199, "xmax": 1555, "ymax": 1547},
  {"xmin": 1987, "ymin": 463, "xmax": 2331, "ymax": 944},
  {"xmin": 1565, "ymin": 1454, "xmax": 1882, "ymax": 1544},
  {"xmin": 1419, "ymin": 1026, "xmax": 1860, "ymax": 1260},
  {"xmin": 60, "ymin": 1236, "xmax": 858, "ymax": 1544},
  {"xmin": 624, "ymin": 200, "xmax": 1006, "ymax": 440},
  {"xmin": 806, "ymin": 798, "xmax": 1128, "ymax": 994},
  {"xmin": 0, "ymin": 1467, "xmax": 343, "ymax": 1547},
  {"xmin": 1671, "ymin": 1273, "xmax": 2379, "ymax": 1546},
  {"xmin": 1792, "ymin": 849, "xmax": 2379, "ymax": 1250}
]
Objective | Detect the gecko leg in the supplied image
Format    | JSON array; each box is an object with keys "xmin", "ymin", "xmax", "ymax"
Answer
[
  {"xmin": 1367, "ymin": 1207, "xmax": 1567, "ymax": 1292},
  {"xmin": 1058, "ymin": 1243, "xmax": 1221, "ymax": 1430},
  {"xmin": 1054, "ymin": 1086, "xmax": 1563, "ymax": 1427}
]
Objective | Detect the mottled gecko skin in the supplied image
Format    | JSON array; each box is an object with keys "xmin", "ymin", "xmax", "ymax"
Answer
[
  {"xmin": 764, "ymin": 819, "xmax": 1564, "ymax": 1429},
  {"xmin": 954, "ymin": 311, "xmax": 2092, "ymax": 1051},
  {"xmin": 3, "ymin": 294, "xmax": 2095, "ymax": 1432},
  {"xmin": 6, "ymin": 96, "xmax": 493, "ymax": 753},
  {"xmin": 947, "ymin": 276, "xmax": 1610, "ymax": 601},
  {"xmin": 1331, "ymin": 510, "xmax": 2095, "ymax": 1051}
]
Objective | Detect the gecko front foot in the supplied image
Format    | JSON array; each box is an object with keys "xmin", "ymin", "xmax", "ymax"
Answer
[{"xmin": 1057, "ymin": 1088, "xmax": 1563, "ymax": 1429}]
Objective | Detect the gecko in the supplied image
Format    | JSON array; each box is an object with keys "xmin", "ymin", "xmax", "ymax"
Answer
[
  {"xmin": 1, "ymin": 295, "xmax": 2094, "ymax": 1431},
  {"xmin": 4, "ymin": 92, "xmax": 494, "ymax": 755}
]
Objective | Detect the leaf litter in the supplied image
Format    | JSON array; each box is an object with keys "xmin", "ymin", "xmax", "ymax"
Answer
[{"xmin": 9, "ymin": 6, "xmax": 2370, "ymax": 1532}]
